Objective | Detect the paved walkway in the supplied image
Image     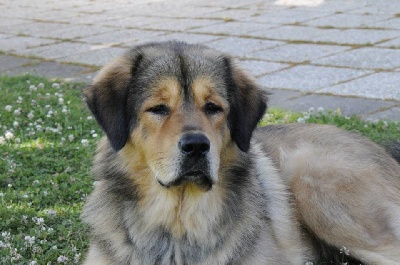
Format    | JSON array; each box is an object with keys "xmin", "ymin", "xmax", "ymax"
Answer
[{"xmin": 1, "ymin": 0, "xmax": 400, "ymax": 121}]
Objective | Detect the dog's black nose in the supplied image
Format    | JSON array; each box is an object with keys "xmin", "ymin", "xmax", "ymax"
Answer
[{"xmin": 179, "ymin": 133, "xmax": 210, "ymax": 157}]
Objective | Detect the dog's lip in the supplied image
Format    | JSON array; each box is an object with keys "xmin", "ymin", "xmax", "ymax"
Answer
[{"xmin": 158, "ymin": 171, "xmax": 214, "ymax": 191}]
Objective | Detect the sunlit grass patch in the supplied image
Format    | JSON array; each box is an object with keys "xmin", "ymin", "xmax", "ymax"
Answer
[{"xmin": 0, "ymin": 75, "xmax": 98, "ymax": 264}]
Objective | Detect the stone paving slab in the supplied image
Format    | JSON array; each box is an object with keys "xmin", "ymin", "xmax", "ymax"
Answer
[
  {"xmin": 367, "ymin": 107, "xmax": 400, "ymax": 122},
  {"xmin": 318, "ymin": 72, "xmax": 400, "ymax": 101},
  {"xmin": 20, "ymin": 42, "xmax": 96, "ymax": 60},
  {"xmin": 257, "ymin": 65, "xmax": 372, "ymax": 92},
  {"xmin": 275, "ymin": 93, "xmax": 398, "ymax": 117},
  {"xmin": 0, "ymin": 36, "xmax": 59, "ymax": 53},
  {"xmin": 303, "ymin": 13, "xmax": 393, "ymax": 28},
  {"xmin": 57, "ymin": 46, "xmax": 126, "ymax": 66},
  {"xmin": 0, "ymin": 55, "xmax": 40, "ymax": 72},
  {"xmin": 250, "ymin": 43, "xmax": 350, "ymax": 63},
  {"xmin": 238, "ymin": 60, "xmax": 289, "ymax": 77},
  {"xmin": 313, "ymin": 47, "xmax": 400, "ymax": 70},
  {"xmin": 206, "ymin": 37, "xmax": 284, "ymax": 58}
]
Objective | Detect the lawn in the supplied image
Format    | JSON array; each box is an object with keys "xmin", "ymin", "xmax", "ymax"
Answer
[{"xmin": 0, "ymin": 75, "xmax": 399, "ymax": 264}]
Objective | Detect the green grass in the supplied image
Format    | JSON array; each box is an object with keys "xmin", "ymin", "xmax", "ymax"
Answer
[{"xmin": 0, "ymin": 75, "xmax": 399, "ymax": 264}]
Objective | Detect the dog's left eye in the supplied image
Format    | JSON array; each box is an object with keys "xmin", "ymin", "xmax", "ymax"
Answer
[
  {"xmin": 146, "ymin": 104, "xmax": 170, "ymax": 116},
  {"xmin": 204, "ymin": 102, "xmax": 223, "ymax": 115}
]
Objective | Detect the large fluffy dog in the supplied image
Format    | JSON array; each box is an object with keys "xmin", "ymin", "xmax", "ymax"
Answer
[{"xmin": 82, "ymin": 41, "xmax": 400, "ymax": 265}]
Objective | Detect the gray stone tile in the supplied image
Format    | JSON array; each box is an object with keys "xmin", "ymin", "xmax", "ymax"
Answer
[
  {"xmin": 248, "ymin": 9, "xmax": 333, "ymax": 25},
  {"xmin": 378, "ymin": 38, "xmax": 400, "ymax": 48},
  {"xmin": 248, "ymin": 25, "xmax": 341, "ymax": 42},
  {"xmin": 58, "ymin": 46, "xmax": 126, "ymax": 66},
  {"xmin": 190, "ymin": 21, "xmax": 274, "ymax": 36},
  {"xmin": 366, "ymin": 106, "xmax": 400, "ymax": 122},
  {"xmin": 318, "ymin": 72, "xmax": 400, "ymax": 101},
  {"xmin": 0, "ymin": 22, "xmax": 70, "ymax": 37},
  {"xmin": 303, "ymin": 13, "xmax": 392, "ymax": 29},
  {"xmin": 206, "ymin": 37, "xmax": 284, "ymax": 58},
  {"xmin": 258, "ymin": 65, "xmax": 371, "ymax": 91},
  {"xmin": 0, "ymin": 34, "xmax": 12, "ymax": 39},
  {"xmin": 312, "ymin": 47, "xmax": 400, "ymax": 70},
  {"xmin": 265, "ymin": 88, "xmax": 304, "ymax": 109},
  {"xmin": 96, "ymin": 16, "xmax": 160, "ymax": 28},
  {"xmin": 155, "ymin": 33, "xmax": 221, "ymax": 44},
  {"xmin": 0, "ymin": 55, "xmax": 40, "ymax": 72},
  {"xmin": 239, "ymin": 60, "xmax": 289, "ymax": 77},
  {"xmin": 374, "ymin": 18, "xmax": 400, "ymax": 30},
  {"xmin": 77, "ymin": 29, "xmax": 163, "ymax": 45},
  {"xmin": 144, "ymin": 18, "xmax": 220, "ymax": 31},
  {"xmin": 251, "ymin": 44, "xmax": 350, "ymax": 63},
  {"xmin": 277, "ymin": 93, "xmax": 396, "ymax": 117},
  {"xmin": 4, "ymin": 61, "xmax": 94, "ymax": 82},
  {"xmin": 352, "ymin": 4, "xmax": 400, "ymax": 15},
  {"xmin": 20, "ymin": 42, "xmax": 95, "ymax": 60},
  {"xmin": 312, "ymin": 29, "xmax": 400, "ymax": 45},
  {"xmin": 0, "ymin": 36, "xmax": 58, "ymax": 53},
  {"xmin": 0, "ymin": 17, "xmax": 29, "ymax": 27},
  {"xmin": 32, "ymin": 24, "xmax": 115, "ymax": 40}
]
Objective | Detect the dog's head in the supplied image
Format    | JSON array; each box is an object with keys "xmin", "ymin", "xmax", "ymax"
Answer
[{"xmin": 85, "ymin": 41, "xmax": 266, "ymax": 191}]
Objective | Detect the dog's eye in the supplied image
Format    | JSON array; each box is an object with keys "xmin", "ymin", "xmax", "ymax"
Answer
[
  {"xmin": 204, "ymin": 102, "xmax": 223, "ymax": 115},
  {"xmin": 146, "ymin": 104, "xmax": 170, "ymax": 116}
]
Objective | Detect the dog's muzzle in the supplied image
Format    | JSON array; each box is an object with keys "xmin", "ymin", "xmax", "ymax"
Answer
[{"xmin": 158, "ymin": 133, "xmax": 214, "ymax": 191}]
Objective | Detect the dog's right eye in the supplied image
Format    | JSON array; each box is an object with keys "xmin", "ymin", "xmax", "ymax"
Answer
[{"xmin": 146, "ymin": 104, "xmax": 170, "ymax": 116}]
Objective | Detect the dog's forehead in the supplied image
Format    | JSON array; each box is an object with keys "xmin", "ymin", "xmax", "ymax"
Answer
[{"xmin": 137, "ymin": 43, "xmax": 229, "ymax": 97}]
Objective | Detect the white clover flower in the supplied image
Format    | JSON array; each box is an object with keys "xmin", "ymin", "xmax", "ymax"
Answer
[
  {"xmin": 24, "ymin": 235, "xmax": 35, "ymax": 245},
  {"xmin": 57, "ymin": 255, "xmax": 69, "ymax": 263},
  {"xmin": 5, "ymin": 105, "xmax": 12, "ymax": 112},
  {"xmin": 16, "ymin": 97, "xmax": 23, "ymax": 104},
  {"xmin": 47, "ymin": 228, "xmax": 54, "ymax": 233},
  {"xmin": 317, "ymin": 107, "xmax": 325, "ymax": 113},
  {"xmin": 0, "ymin": 192, "xmax": 3, "ymax": 197},
  {"xmin": 7, "ymin": 184, "xmax": 12, "ymax": 188},
  {"xmin": 32, "ymin": 217, "xmax": 44, "ymax": 226},
  {"xmin": 0, "ymin": 136, "xmax": 5, "ymax": 145},
  {"xmin": 22, "ymin": 194, "xmax": 28, "ymax": 199},
  {"xmin": 27, "ymin": 112, "xmax": 34, "ymax": 119},
  {"xmin": 29, "ymin": 85, "xmax": 37, "ymax": 92},
  {"xmin": 45, "ymin": 105, "xmax": 50, "ymax": 109},
  {"xmin": 13, "ymin": 121, "xmax": 19, "ymax": 128},
  {"xmin": 87, "ymin": 116, "xmax": 93, "ymax": 120},
  {"xmin": 68, "ymin": 134, "xmax": 74, "ymax": 142},
  {"xmin": 52, "ymin": 83, "xmax": 60, "ymax": 89},
  {"xmin": 47, "ymin": 209, "xmax": 57, "ymax": 216},
  {"xmin": 43, "ymin": 191, "xmax": 48, "ymax": 196},
  {"xmin": 38, "ymin": 83, "xmax": 45, "ymax": 89},
  {"xmin": 29, "ymin": 261, "xmax": 37, "ymax": 265},
  {"xmin": 5, "ymin": 131, "xmax": 14, "ymax": 140},
  {"xmin": 58, "ymin": 98, "xmax": 64, "ymax": 105},
  {"xmin": 13, "ymin": 109, "xmax": 21, "ymax": 116},
  {"xmin": 81, "ymin": 139, "xmax": 89, "ymax": 147},
  {"xmin": 1, "ymin": 231, "xmax": 10, "ymax": 240},
  {"xmin": 297, "ymin": 117, "xmax": 305, "ymax": 123},
  {"xmin": 92, "ymin": 133, "xmax": 98, "ymax": 138},
  {"xmin": 308, "ymin": 107, "xmax": 315, "ymax": 114},
  {"xmin": 15, "ymin": 138, "xmax": 21, "ymax": 143},
  {"xmin": 74, "ymin": 253, "xmax": 81, "ymax": 263}
]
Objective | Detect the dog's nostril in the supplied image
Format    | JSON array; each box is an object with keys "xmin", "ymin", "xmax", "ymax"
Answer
[{"xmin": 179, "ymin": 133, "xmax": 210, "ymax": 156}]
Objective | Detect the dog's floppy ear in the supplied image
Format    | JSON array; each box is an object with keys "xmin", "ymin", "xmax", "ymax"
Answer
[
  {"xmin": 84, "ymin": 53, "xmax": 141, "ymax": 151},
  {"xmin": 224, "ymin": 58, "xmax": 267, "ymax": 152}
]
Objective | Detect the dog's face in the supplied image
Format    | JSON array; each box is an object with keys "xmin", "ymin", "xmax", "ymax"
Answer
[{"xmin": 85, "ymin": 42, "xmax": 266, "ymax": 191}]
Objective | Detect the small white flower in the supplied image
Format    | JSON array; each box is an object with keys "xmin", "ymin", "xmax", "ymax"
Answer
[
  {"xmin": 5, "ymin": 105, "xmax": 12, "ymax": 112},
  {"xmin": 297, "ymin": 117, "xmax": 305, "ymax": 123},
  {"xmin": 22, "ymin": 194, "xmax": 29, "ymax": 199},
  {"xmin": 38, "ymin": 83, "xmax": 45, "ymax": 89},
  {"xmin": 0, "ymin": 136, "xmax": 5, "ymax": 145},
  {"xmin": 5, "ymin": 131, "xmax": 14, "ymax": 140},
  {"xmin": 13, "ymin": 121, "xmax": 19, "ymax": 128},
  {"xmin": 57, "ymin": 255, "xmax": 69, "ymax": 263},
  {"xmin": 24, "ymin": 235, "xmax": 35, "ymax": 245},
  {"xmin": 29, "ymin": 261, "xmax": 37, "ymax": 265},
  {"xmin": 29, "ymin": 85, "xmax": 37, "ymax": 92},
  {"xmin": 27, "ymin": 112, "xmax": 34, "ymax": 120},
  {"xmin": 52, "ymin": 83, "xmax": 60, "ymax": 89},
  {"xmin": 340, "ymin": 246, "xmax": 350, "ymax": 256},
  {"xmin": 0, "ymin": 192, "xmax": 4, "ymax": 197},
  {"xmin": 7, "ymin": 184, "xmax": 12, "ymax": 188},
  {"xmin": 43, "ymin": 191, "xmax": 48, "ymax": 196},
  {"xmin": 92, "ymin": 133, "xmax": 98, "ymax": 138},
  {"xmin": 68, "ymin": 134, "xmax": 74, "ymax": 142},
  {"xmin": 81, "ymin": 139, "xmax": 89, "ymax": 147},
  {"xmin": 58, "ymin": 98, "xmax": 64, "ymax": 105},
  {"xmin": 47, "ymin": 209, "xmax": 57, "ymax": 216},
  {"xmin": 13, "ymin": 109, "xmax": 21, "ymax": 116},
  {"xmin": 16, "ymin": 97, "xmax": 23, "ymax": 104},
  {"xmin": 15, "ymin": 138, "xmax": 21, "ymax": 143},
  {"xmin": 87, "ymin": 116, "xmax": 93, "ymax": 120},
  {"xmin": 317, "ymin": 107, "xmax": 325, "ymax": 113}
]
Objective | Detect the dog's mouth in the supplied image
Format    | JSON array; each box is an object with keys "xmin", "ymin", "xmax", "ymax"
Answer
[{"xmin": 158, "ymin": 170, "xmax": 214, "ymax": 191}]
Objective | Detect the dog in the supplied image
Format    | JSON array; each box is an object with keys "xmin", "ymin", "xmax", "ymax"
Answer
[{"xmin": 81, "ymin": 41, "xmax": 400, "ymax": 265}]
